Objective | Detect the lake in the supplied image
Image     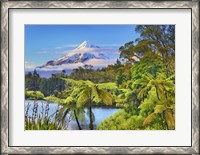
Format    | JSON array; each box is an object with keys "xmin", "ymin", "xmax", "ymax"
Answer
[{"xmin": 25, "ymin": 100, "xmax": 119, "ymax": 130}]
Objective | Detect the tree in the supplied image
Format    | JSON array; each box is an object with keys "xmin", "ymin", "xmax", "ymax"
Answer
[
  {"xmin": 44, "ymin": 95, "xmax": 84, "ymax": 130},
  {"xmin": 62, "ymin": 78, "xmax": 117, "ymax": 130},
  {"xmin": 25, "ymin": 69, "xmax": 40, "ymax": 91},
  {"xmin": 134, "ymin": 72, "xmax": 175, "ymax": 129},
  {"xmin": 135, "ymin": 25, "xmax": 175, "ymax": 77},
  {"xmin": 119, "ymin": 25, "xmax": 175, "ymax": 78},
  {"xmin": 119, "ymin": 41, "xmax": 142, "ymax": 63},
  {"xmin": 39, "ymin": 74, "xmax": 66, "ymax": 96}
]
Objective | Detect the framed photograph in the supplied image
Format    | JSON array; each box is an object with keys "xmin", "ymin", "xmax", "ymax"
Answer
[{"xmin": 1, "ymin": 1, "xmax": 199, "ymax": 154}]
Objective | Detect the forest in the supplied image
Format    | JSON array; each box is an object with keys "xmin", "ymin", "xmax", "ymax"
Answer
[{"xmin": 25, "ymin": 25, "xmax": 175, "ymax": 130}]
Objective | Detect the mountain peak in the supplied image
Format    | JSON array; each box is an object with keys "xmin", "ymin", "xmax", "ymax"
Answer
[
  {"xmin": 75, "ymin": 41, "xmax": 88, "ymax": 50},
  {"xmin": 75, "ymin": 41, "xmax": 101, "ymax": 50}
]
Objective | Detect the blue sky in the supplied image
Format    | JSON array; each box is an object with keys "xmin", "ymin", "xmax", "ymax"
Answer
[{"xmin": 25, "ymin": 25, "xmax": 140, "ymax": 69}]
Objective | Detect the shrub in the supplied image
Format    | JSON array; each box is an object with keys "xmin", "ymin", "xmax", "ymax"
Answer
[
  {"xmin": 25, "ymin": 101, "xmax": 68, "ymax": 130},
  {"xmin": 25, "ymin": 90, "xmax": 45, "ymax": 100}
]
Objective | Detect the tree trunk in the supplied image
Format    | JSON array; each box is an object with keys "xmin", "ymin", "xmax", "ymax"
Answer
[
  {"xmin": 74, "ymin": 110, "xmax": 82, "ymax": 130},
  {"xmin": 155, "ymin": 86, "xmax": 160, "ymax": 100},
  {"xmin": 89, "ymin": 104, "xmax": 93, "ymax": 130}
]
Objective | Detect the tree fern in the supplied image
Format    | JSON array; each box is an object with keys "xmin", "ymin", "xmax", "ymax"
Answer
[{"xmin": 61, "ymin": 78, "xmax": 117, "ymax": 129}]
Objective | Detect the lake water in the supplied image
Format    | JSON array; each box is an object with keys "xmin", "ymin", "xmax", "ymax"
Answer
[{"xmin": 25, "ymin": 100, "xmax": 119, "ymax": 130}]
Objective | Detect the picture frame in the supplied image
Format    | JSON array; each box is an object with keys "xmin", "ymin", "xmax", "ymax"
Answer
[{"xmin": 1, "ymin": 1, "xmax": 199, "ymax": 154}]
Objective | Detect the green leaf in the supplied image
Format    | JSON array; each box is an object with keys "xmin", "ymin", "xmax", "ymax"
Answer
[
  {"xmin": 143, "ymin": 112, "xmax": 156, "ymax": 127},
  {"xmin": 165, "ymin": 110, "xmax": 175, "ymax": 129},
  {"xmin": 65, "ymin": 96, "xmax": 75, "ymax": 105},
  {"xmin": 76, "ymin": 89, "xmax": 90, "ymax": 108},
  {"xmin": 97, "ymin": 82, "xmax": 117, "ymax": 90},
  {"xmin": 99, "ymin": 90, "xmax": 112, "ymax": 105},
  {"xmin": 154, "ymin": 104, "xmax": 166, "ymax": 114}
]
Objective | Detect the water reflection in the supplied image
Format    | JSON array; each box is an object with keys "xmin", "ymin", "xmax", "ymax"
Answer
[{"xmin": 25, "ymin": 100, "xmax": 119, "ymax": 130}]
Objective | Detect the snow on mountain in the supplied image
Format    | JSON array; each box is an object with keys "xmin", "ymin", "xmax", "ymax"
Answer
[
  {"xmin": 75, "ymin": 40, "xmax": 88, "ymax": 50},
  {"xmin": 36, "ymin": 41, "xmax": 119, "ymax": 72}
]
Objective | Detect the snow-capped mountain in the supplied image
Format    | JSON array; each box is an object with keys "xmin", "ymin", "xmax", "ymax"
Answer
[{"xmin": 37, "ymin": 41, "xmax": 118, "ymax": 71}]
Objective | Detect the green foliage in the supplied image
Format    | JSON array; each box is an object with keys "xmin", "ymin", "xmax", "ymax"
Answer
[
  {"xmin": 25, "ymin": 100, "xmax": 67, "ymax": 130},
  {"xmin": 25, "ymin": 25, "xmax": 175, "ymax": 130},
  {"xmin": 165, "ymin": 110, "xmax": 175, "ymax": 130},
  {"xmin": 39, "ymin": 75, "xmax": 66, "ymax": 96},
  {"xmin": 62, "ymin": 78, "xmax": 117, "ymax": 107},
  {"xmin": 25, "ymin": 90, "xmax": 45, "ymax": 100},
  {"xmin": 134, "ymin": 72, "xmax": 175, "ymax": 129},
  {"xmin": 44, "ymin": 95, "xmax": 65, "ymax": 104},
  {"xmin": 69, "ymin": 65, "xmax": 116, "ymax": 83},
  {"xmin": 119, "ymin": 41, "xmax": 140, "ymax": 63},
  {"xmin": 97, "ymin": 109, "xmax": 145, "ymax": 130},
  {"xmin": 62, "ymin": 78, "xmax": 117, "ymax": 130},
  {"xmin": 25, "ymin": 69, "xmax": 41, "ymax": 91},
  {"xmin": 98, "ymin": 25, "xmax": 175, "ymax": 130},
  {"xmin": 25, "ymin": 70, "xmax": 67, "ymax": 97},
  {"xmin": 25, "ymin": 117, "xmax": 62, "ymax": 130}
]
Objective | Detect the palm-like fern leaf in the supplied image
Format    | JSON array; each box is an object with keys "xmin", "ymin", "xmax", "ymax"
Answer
[
  {"xmin": 77, "ymin": 89, "xmax": 90, "ymax": 108},
  {"xmin": 143, "ymin": 112, "xmax": 156, "ymax": 127},
  {"xmin": 154, "ymin": 104, "xmax": 166, "ymax": 114},
  {"xmin": 61, "ymin": 78, "xmax": 85, "ymax": 86},
  {"xmin": 98, "ymin": 89, "xmax": 113, "ymax": 105},
  {"xmin": 164, "ymin": 110, "xmax": 175, "ymax": 129},
  {"xmin": 65, "ymin": 96, "xmax": 76, "ymax": 105},
  {"xmin": 97, "ymin": 82, "xmax": 117, "ymax": 90}
]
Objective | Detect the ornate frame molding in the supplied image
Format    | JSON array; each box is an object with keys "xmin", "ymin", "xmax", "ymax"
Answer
[{"xmin": 1, "ymin": 1, "xmax": 199, "ymax": 154}]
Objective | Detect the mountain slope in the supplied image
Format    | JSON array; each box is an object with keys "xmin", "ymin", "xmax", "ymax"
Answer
[{"xmin": 37, "ymin": 41, "xmax": 118, "ymax": 71}]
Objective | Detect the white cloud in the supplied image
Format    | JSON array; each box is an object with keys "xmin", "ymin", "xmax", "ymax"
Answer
[
  {"xmin": 55, "ymin": 44, "xmax": 78, "ymax": 49},
  {"xmin": 86, "ymin": 58, "xmax": 117, "ymax": 67},
  {"xmin": 37, "ymin": 63, "xmax": 83, "ymax": 71},
  {"xmin": 37, "ymin": 57, "xmax": 117, "ymax": 72}
]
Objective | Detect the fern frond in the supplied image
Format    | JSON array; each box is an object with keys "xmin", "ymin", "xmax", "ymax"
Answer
[
  {"xmin": 84, "ymin": 80, "xmax": 94, "ymax": 87},
  {"xmin": 144, "ymin": 73, "xmax": 154, "ymax": 81},
  {"xmin": 143, "ymin": 112, "xmax": 156, "ymax": 127},
  {"xmin": 97, "ymin": 82, "xmax": 117, "ymax": 90},
  {"xmin": 61, "ymin": 78, "xmax": 85, "ymax": 86},
  {"xmin": 167, "ymin": 74, "xmax": 175, "ymax": 81},
  {"xmin": 118, "ymin": 93, "xmax": 126, "ymax": 99},
  {"xmin": 133, "ymin": 79, "xmax": 148, "ymax": 85},
  {"xmin": 65, "ymin": 96, "xmax": 76, "ymax": 105},
  {"xmin": 44, "ymin": 96, "xmax": 65, "ymax": 104},
  {"xmin": 138, "ymin": 86, "xmax": 149, "ymax": 99},
  {"xmin": 70, "ymin": 87, "xmax": 82, "ymax": 97},
  {"xmin": 99, "ymin": 90, "xmax": 112, "ymax": 105},
  {"xmin": 165, "ymin": 110, "xmax": 175, "ymax": 130},
  {"xmin": 92, "ymin": 94, "xmax": 102, "ymax": 104},
  {"xmin": 154, "ymin": 104, "xmax": 166, "ymax": 114},
  {"xmin": 139, "ymin": 101, "xmax": 154, "ymax": 110},
  {"xmin": 125, "ymin": 90, "xmax": 135, "ymax": 99},
  {"xmin": 76, "ymin": 89, "xmax": 90, "ymax": 108},
  {"xmin": 115, "ymin": 98, "xmax": 127, "ymax": 104},
  {"xmin": 90, "ymin": 86, "xmax": 99, "ymax": 100}
]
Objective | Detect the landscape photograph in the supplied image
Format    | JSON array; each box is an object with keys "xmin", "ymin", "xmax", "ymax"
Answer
[{"xmin": 25, "ymin": 25, "xmax": 175, "ymax": 130}]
